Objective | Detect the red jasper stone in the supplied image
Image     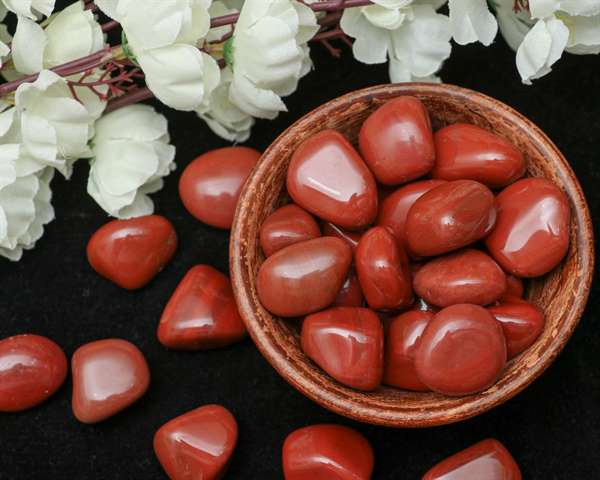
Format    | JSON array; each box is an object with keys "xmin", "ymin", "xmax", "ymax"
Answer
[
  {"xmin": 287, "ymin": 130, "xmax": 378, "ymax": 230},
  {"xmin": 260, "ymin": 204, "xmax": 321, "ymax": 257},
  {"xmin": 415, "ymin": 304, "xmax": 507, "ymax": 396},
  {"xmin": 87, "ymin": 215, "xmax": 177, "ymax": 290},
  {"xmin": 383, "ymin": 310, "xmax": 433, "ymax": 391},
  {"xmin": 423, "ymin": 438, "xmax": 522, "ymax": 480},
  {"xmin": 414, "ymin": 249, "xmax": 507, "ymax": 307},
  {"xmin": 502, "ymin": 275, "xmax": 525, "ymax": 301},
  {"xmin": 301, "ymin": 307, "xmax": 384, "ymax": 391},
  {"xmin": 359, "ymin": 96, "xmax": 435, "ymax": 185},
  {"xmin": 355, "ymin": 226, "xmax": 413, "ymax": 310},
  {"xmin": 485, "ymin": 178, "xmax": 570, "ymax": 277},
  {"xmin": 0, "ymin": 334, "xmax": 67, "ymax": 412},
  {"xmin": 179, "ymin": 146, "xmax": 261, "ymax": 229},
  {"xmin": 157, "ymin": 265, "xmax": 246, "ymax": 350},
  {"xmin": 71, "ymin": 339, "xmax": 150, "ymax": 423},
  {"xmin": 333, "ymin": 270, "xmax": 364, "ymax": 307},
  {"xmin": 322, "ymin": 222, "xmax": 362, "ymax": 252},
  {"xmin": 377, "ymin": 179, "xmax": 447, "ymax": 246},
  {"xmin": 488, "ymin": 301, "xmax": 545, "ymax": 359},
  {"xmin": 154, "ymin": 404, "xmax": 238, "ymax": 480},
  {"xmin": 283, "ymin": 424, "xmax": 374, "ymax": 480},
  {"xmin": 257, "ymin": 237, "xmax": 352, "ymax": 317},
  {"xmin": 406, "ymin": 180, "xmax": 496, "ymax": 257},
  {"xmin": 432, "ymin": 123, "xmax": 526, "ymax": 188}
]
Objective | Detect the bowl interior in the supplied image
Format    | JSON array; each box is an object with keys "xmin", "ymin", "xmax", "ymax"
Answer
[{"xmin": 230, "ymin": 84, "xmax": 594, "ymax": 427}]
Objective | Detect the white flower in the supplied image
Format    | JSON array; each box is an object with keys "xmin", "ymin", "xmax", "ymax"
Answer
[
  {"xmin": 1, "ymin": 0, "xmax": 55, "ymax": 19},
  {"xmin": 448, "ymin": 0, "xmax": 498, "ymax": 46},
  {"xmin": 227, "ymin": 0, "xmax": 319, "ymax": 119},
  {"xmin": 341, "ymin": 2, "xmax": 451, "ymax": 81},
  {"xmin": 0, "ymin": 5, "xmax": 11, "ymax": 68},
  {"xmin": 87, "ymin": 104, "xmax": 176, "ymax": 218},
  {"xmin": 528, "ymin": 0, "xmax": 600, "ymax": 19},
  {"xmin": 495, "ymin": 0, "xmax": 533, "ymax": 51}
]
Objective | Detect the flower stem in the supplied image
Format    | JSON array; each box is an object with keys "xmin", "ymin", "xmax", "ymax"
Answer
[
  {"xmin": 105, "ymin": 87, "xmax": 153, "ymax": 113},
  {"xmin": 102, "ymin": 20, "xmax": 120, "ymax": 32}
]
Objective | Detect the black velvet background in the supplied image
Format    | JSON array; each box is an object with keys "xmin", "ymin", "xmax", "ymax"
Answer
[{"xmin": 1, "ymin": 9, "xmax": 599, "ymax": 480}]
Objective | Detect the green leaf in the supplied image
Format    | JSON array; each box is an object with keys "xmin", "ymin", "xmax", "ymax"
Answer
[
  {"xmin": 223, "ymin": 37, "xmax": 235, "ymax": 70},
  {"xmin": 121, "ymin": 31, "xmax": 140, "ymax": 67}
]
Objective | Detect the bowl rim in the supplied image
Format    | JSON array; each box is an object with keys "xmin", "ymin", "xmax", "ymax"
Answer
[{"xmin": 230, "ymin": 83, "xmax": 595, "ymax": 428}]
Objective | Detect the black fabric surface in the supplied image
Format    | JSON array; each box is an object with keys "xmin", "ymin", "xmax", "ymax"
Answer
[{"xmin": 1, "ymin": 17, "xmax": 599, "ymax": 480}]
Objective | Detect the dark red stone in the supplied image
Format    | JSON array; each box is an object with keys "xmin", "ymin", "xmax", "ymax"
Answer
[
  {"xmin": 87, "ymin": 215, "xmax": 177, "ymax": 290},
  {"xmin": 359, "ymin": 96, "xmax": 435, "ymax": 185},
  {"xmin": 301, "ymin": 307, "xmax": 384, "ymax": 391},
  {"xmin": 423, "ymin": 438, "xmax": 522, "ymax": 480},
  {"xmin": 488, "ymin": 300, "xmax": 545, "ymax": 358},
  {"xmin": 333, "ymin": 269, "xmax": 364, "ymax": 307},
  {"xmin": 415, "ymin": 304, "xmax": 507, "ymax": 396},
  {"xmin": 158, "ymin": 265, "xmax": 246, "ymax": 350},
  {"xmin": 0, "ymin": 334, "xmax": 67, "ymax": 412},
  {"xmin": 355, "ymin": 226, "xmax": 413, "ymax": 310},
  {"xmin": 283, "ymin": 424, "xmax": 374, "ymax": 479},
  {"xmin": 179, "ymin": 146, "xmax": 261, "ymax": 229},
  {"xmin": 154, "ymin": 404, "xmax": 238, "ymax": 480},
  {"xmin": 485, "ymin": 178, "xmax": 570, "ymax": 277},
  {"xmin": 257, "ymin": 237, "xmax": 352, "ymax": 317},
  {"xmin": 322, "ymin": 222, "xmax": 362, "ymax": 252},
  {"xmin": 287, "ymin": 130, "xmax": 378, "ymax": 229},
  {"xmin": 260, "ymin": 204, "xmax": 321, "ymax": 257},
  {"xmin": 432, "ymin": 123, "xmax": 526, "ymax": 188},
  {"xmin": 502, "ymin": 275, "xmax": 525, "ymax": 301}
]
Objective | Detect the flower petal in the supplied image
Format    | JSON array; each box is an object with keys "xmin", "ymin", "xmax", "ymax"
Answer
[
  {"xmin": 229, "ymin": 71, "xmax": 287, "ymax": 119},
  {"xmin": 449, "ymin": 0, "xmax": 498, "ymax": 46},
  {"xmin": 12, "ymin": 16, "xmax": 47, "ymax": 75},
  {"xmin": 566, "ymin": 14, "xmax": 600, "ymax": 54}
]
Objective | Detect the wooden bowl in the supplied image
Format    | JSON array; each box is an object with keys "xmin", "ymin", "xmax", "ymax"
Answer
[{"xmin": 229, "ymin": 84, "xmax": 594, "ymax": 427}]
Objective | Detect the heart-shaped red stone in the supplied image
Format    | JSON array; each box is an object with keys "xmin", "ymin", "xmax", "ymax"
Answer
[
  {"xmin": 154, "ymin": 404, "xmax": 238, "ymax": 480},
  {"xmin": 71, "ymin": 339, "xmax": 150, "ymax": 423},
  {"xmin": 158, "ymin": 265, "xmax": 246, "ymax": 350},
  {"xmin": 87, "ymin": 215, "xmax": 177, "ymax": 290}
]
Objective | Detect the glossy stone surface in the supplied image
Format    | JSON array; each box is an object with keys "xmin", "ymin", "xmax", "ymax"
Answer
[
  {"xmin": 415, "ymin": 304, "xmax": 507, "ymax": 396},
  {"xmin": 356, "ymin": 226, "xmax": 413, "ymax": 310},
  {"xmin": 257, "ymin": 237, "xmax": 352, "ymax": 317},
  {"xmin": 423, "ymin": 438, "xmax": 522, "ymax": 480},
  {"xmin": 301, "ymin": 307, "xmax": 384, "ymax": 391},
  {"xmin": 485, "ymin": 178, "xmax": 570, "ymax": 277},
  {"xmin": 383, "ymin": 310, "xmax": 433, "ymax": 391},
  {"xmin": 260, "ymin": 204, "xmax": 321, "ymax": 257},
  {"xmin": 432, "ymin": 123, "xmax": 526, "ymax": 188},
  {"xmin": 0, "ymin": 335, "xmax": 67, "ymax": 412},
  {"xmin": 287, "ymin": 130, "xmax": 378, "ymax": 229},
  {"xmin": 158, "ymin": 265, "xmax": 246, "ymax": 350},
  {"xmin": 333, "ymin": 270, "xmax": 364, "ymax": 307},
  {"xmin": 414, "ymin": 249, "xmax": 507, "ymax": 307},
  {"xmin": 406, "ymin": 180, "xmax": 496, "ymax": 257},
  {"xmin": 359, "ymin": 96, "xmax": 435, "ymax": 185},
  {"xmin": 154, "ymin": 404, "xmax": 238, "ymax": 480},
  {"xmin": 87, "ymin": 215, "xmax": 177, "ymax": 290},
  {"xmin": 71, "ymin": 339, "xmax": 150, "ymax": 423},
  {"xmin": 488, "ymin": 301, "xmax": 545, "ymax": 359},
  {"xmin": 377, "ymin": 179, "xmax": 447, "ymax": 246},
  {"xmin": 283, "ymin": 424, "xmax": 374, "ymax": 480},
  {"xmin": 322, "ymin": 222, "xmax": 362, "ymax": 252},
  {"xmin": 502, "ymin": 275, "xmax": 525, "ymax": 300},
  {"xmin": 179, "ymin": 146, "xmax": 261, "ymax": 229}
]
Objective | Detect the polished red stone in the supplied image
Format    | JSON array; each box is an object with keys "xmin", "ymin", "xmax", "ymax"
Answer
[
  {"xmin": 414, "ymin": 249, "xmax": 507, "ymax": 307},
  {"xmin": 485, "ymin": 178, "xmax": 570, "ymax": 277},
  {"xmin": 158, "ymin": 265, "xmax": 246, "ymax": 350},
  {"xmin": 322, "ymin": 222, "xmax": 362, "ymax": 252},
  {"xmin": 488, "ymin": 300, "xmax": 545, "ymax": 359},
  {"xmin": 260, "ymin": 204, "xmax": 321, "ymax": 257},
  {"xmin": 87, "ymin": 215, "xmax": 177, "ymax": 290},
  {"xmin": 283, "ymin": 424, "xmax": 374, "ymax": 480},
  {"xmin": 355, "ymin": 226, "xmax": 413, "ymax": 310},
  {"xmin": 415, "ymin": 304, "xmax": 507, "ymax": 396},
  {"xmin": 257, "ymin": 237, "xmax": 352, "ymax": 317},
  {"xmin": 0, "ymin": 334, "xmax": 67, "ymax": 412},
  {"xmin": 423, "ymin": 438, "xmax": 522, "ymax": 480},
  {"xmin": 179, "ymin": 146, "xmax": 261, "ymax": 229},
  {"xmin": 301, "ymin": 307, "xmax": 384, "ymax": 391},
  {"xmin": 287, "ymin": 130, "xmax": 378, "ymax": 230},
  {"xmin": 154, "ymin": 404, "xmax": 238, "ymax": 480},
  {"xmin": 377, "ymin": 179, "xmax": 447, "ymax": 246},
  {"xmin": 359, "ymin": 96, "xmax": 435, "ymax": 185},
  {"xmin": 383, "ymin": 310, "xmax": 433, "ymax": 391},
  {"xmin": 71, "ymin": 339, "xmax": 150, "ymax": 423},
  {"xmin": 502, "ymin": 275, "xmax": 525, "ymax": 301},
  {"xmin": 406, "ymin": 180, "xmax": 496, "ymax": 257},
  {"xmin": 333, "ymin": 269, "xmax": 364, "ymax": 307},
  {"xmin": 432, "ymin": 123, "xmax": 526, "ymax": 188}
]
